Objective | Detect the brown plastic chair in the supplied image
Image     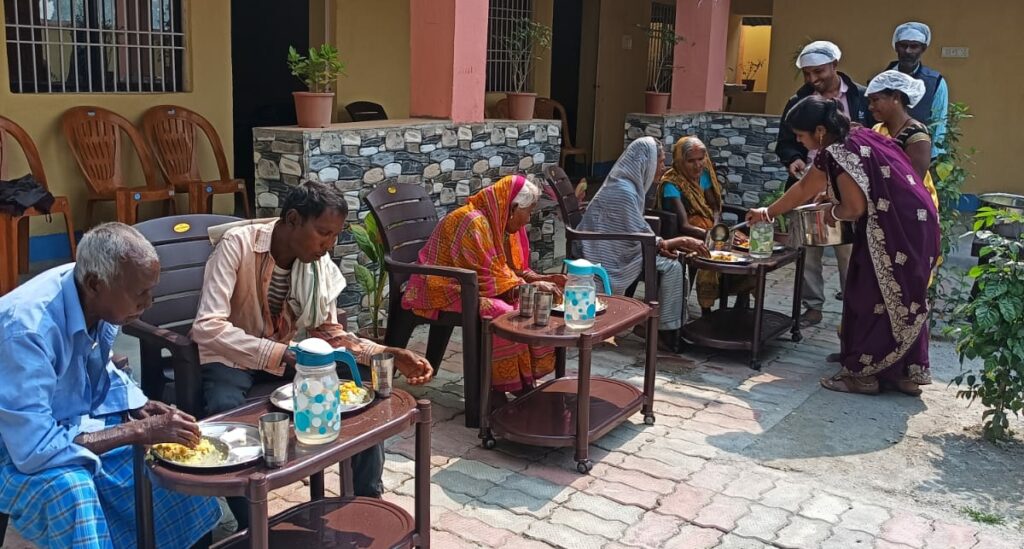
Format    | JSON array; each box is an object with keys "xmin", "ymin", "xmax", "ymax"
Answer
[
  {"xmin": 61, "ymin": 106, "xmax": 176, "ymax": 226},
  {"xmin": 344, "ymin": 101, "xmax": 388, "ymax": 122},
  {"xmin": 533, "ymin": 98, "xmax": 587, "ymax": 170},
  {"xmin": 543, "ymin": 165, "xmax": 658, "ymax": 303},
  {"xmin": 363, "ymin": 183, "xmax": 483, "ymax": 428},
  {"xmin": 122, "ymin": 214, "xmax": 241, "ymax": 417},
  {"xmin": 142, "ymin": 105, "xmax": 253, "ymax": 217},
  {"xmin": 0, "ymin": 116, "xmax": 77, "ymax": 295}
]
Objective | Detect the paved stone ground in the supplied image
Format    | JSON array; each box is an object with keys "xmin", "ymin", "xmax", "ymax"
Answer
[{"xmin": 7, "ymin": 255, "xmax": 1024, "ymax": 548}]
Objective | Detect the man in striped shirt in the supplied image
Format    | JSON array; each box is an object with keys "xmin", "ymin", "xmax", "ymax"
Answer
[{"xmin": 192, "ymin": 182, "xmax": 433, "ymax": 528}]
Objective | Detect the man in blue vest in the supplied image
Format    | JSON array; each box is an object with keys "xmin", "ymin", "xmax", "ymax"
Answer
[{"xmin": 887, "ymin": 22, "xmax": 949, "ymax": 159}]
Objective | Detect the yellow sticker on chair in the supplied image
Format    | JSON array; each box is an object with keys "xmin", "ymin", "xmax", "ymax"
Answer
[
  {"xmin": 173, "ymin": 223, "xmax": 191, "ymax": 233},
  {"xmin": 387, "ymin": 186, "xmax": 397, "ymax": 194}
]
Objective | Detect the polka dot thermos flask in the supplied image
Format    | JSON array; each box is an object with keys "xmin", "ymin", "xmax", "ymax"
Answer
[
  {"xmin": 289, "ymin": 338, "xmax": 361, "ymax": 445},
  {"xmin": 562, "ymin": 258, "xmax": 612, "ymax": 330}
]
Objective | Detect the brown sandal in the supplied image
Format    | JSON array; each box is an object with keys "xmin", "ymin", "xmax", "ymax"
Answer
[
  {"xmin": 893, "ymin": 380, "xmax": 923, "ymax": 396},
  {"xmin": 799, "ymin": 309, "xmax": 823, "ymax": 328},
  {"xmin": 820, "ymin": 374, "xmax": 879, "ymax": 395}
]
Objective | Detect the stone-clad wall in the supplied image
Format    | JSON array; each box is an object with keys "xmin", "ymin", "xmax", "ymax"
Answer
[
  {"xmin": 624, "ymin": 112, "xmax": 785, "ymax": 209},
  {"xmin": 253, "ymin": 119, "xmax": 562, "ymax": 327}
]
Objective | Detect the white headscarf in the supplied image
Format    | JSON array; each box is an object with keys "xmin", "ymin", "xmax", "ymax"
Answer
[
  {"xmin": 867, "ymin": 70, "xmax": 927, "ymax": 108},
  {"xmin": 575, "ymin": 137, "xmax": 660, "ymax": 292},
  {"xmin": 893, "ymin": 22, "xmax": 931, "ymax": 48},
  {"xmin": 796, "ymin": 41, "xmax": 842, "ymax": 69}
]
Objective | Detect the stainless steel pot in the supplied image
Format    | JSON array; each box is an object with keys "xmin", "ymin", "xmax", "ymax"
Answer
[
  {"xmin": 978, "ymin": 193, "xmax": 1024, "ymax": 238},
  {"xmin": 788, "ymin": 203, "xmax": 854, "ymax": 247}
]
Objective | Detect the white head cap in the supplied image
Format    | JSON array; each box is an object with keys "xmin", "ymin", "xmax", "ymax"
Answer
[
  {"xmin": 867, "ymin": 70, "xmax": 927, "ymax": 108},
  {"xmin": 796, "ymin": 41, "xmax": 842, "ymax": 69},
  {"xmin": 893, "ymin": 22, "xmax": 931, "ymax": 48}
]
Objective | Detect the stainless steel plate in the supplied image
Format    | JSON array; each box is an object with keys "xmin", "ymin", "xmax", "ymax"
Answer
[
  {"xmin": 151, "ymin": 422, "xmax": 262, "ymax": 470},
  {"xmin": 270, "ymin": 382, "xmax": 375, "ymax": 414}
]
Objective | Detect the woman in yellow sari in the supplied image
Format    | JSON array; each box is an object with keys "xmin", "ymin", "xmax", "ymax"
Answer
[
  {"xmin": 402, "ymin": 175, "xmax": 564, "ymax": 399},
  {"xmin": 656, "ymin": 136, "xmax": 754, "ymax": 313}
]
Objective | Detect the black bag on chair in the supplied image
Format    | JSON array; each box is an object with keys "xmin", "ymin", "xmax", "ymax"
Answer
[{"xmin": 0, "ymin": 174, "xmax": 54, "ymax": 216}]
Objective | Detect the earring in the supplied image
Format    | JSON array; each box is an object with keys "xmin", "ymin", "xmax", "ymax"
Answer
[{"xmin": 817, "ymin": 133, "xmax": 823, "ymax": 147}]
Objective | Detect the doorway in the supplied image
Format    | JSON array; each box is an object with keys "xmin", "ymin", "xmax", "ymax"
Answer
[
  {"xmin": 550, "ymin": 0, "xmax": 583, "ymax": 175},
  {"xmin": 231, "ymin": 0, "xmax": 310, "ymax": 209}
]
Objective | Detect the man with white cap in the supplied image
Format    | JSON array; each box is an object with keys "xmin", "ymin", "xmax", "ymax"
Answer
[
  {"xmin": 777, "ymin": 40, "xmax": 870, "ymax": 327},
  {"xmin": 887, "ymin": 22, "xmax": 948, "ymax": 158}
]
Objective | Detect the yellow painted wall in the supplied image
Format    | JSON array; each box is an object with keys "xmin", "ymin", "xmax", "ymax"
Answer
[
  {"xmin": 0, "ymin": 0, "xmax": 235, "ymax": 236},
  {"xmin": 332, "ymin": 0, "xmax": 411, "ymax": 121},
  {"xmin": 737, "ymin": 25, "xmax": 771, "ymax": 92},
  {"xmin": 767, "ymin": 0, "xmax": 1022, "ymax": 193}
]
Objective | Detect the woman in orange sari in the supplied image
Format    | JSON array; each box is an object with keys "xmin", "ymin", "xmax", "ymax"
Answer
[
  {"xmin": 402, "ymin": 175, "xmax": 564, "ymax": 399},
  {"xmin": 656, "ymin": 136, "xmax": 754, "ymax": 313}
]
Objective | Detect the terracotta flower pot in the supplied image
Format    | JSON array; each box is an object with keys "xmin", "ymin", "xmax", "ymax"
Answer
[
  {"xmin": 644, "ymin": 92, "xmax": 670, "ymax": 115},
  {"xmin": 357, "ymin": 325, "xmax": 386, "ymax": 345},
  {"xmin": 293, "ymin": 91, "xmax": 334, "ymax": 128},
  {"xmin": 506, "ymin": 92, "xmax": 537, "ymax": 120}
]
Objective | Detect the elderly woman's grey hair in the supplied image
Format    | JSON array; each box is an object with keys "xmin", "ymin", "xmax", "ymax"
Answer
[
  {"xmin": 511, "ymin": 177, "xmax": 542, "ymax": 210},
  {"xmin": 73, "ymin": 222, "xmax": 159, "ymax": 285}
]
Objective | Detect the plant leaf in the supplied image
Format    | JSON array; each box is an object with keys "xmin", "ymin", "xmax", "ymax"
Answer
[{"xmin": 354, "ymin": 263, "xmax": 375, "ymax": 294}]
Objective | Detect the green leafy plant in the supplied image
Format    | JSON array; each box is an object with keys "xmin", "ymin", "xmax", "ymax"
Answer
[
  {"xmin": 949, "ymin": 207, "xmax": 1024, "ymax": 441},
  {"xmin": 960, "ymin": 506, "xmax": 1006, "ymax": 526},
  {"xmin": 287, "ymin": 44, "xmax": 346, "ymax": 93},
  {"xmin": 758, "ymin": 189, "xmax": 788, "ymax": 233},
  {"xmin": 741, "ymin": 59, "xmax": 765, "ymax": 80},
  {"xmin": 506, "ymin": 19, "xmax": 552, "ymax": 94},
  {"xmin": 639, "ymin": 24, "xmax": 685, "ymax": 93},
  {"xmin": 350, "ymin": 215, "xmax": 387, "ymax": 340},
  {"xmin": 928, "ymin": 102, "xmax": 975, "ymax": 321}
]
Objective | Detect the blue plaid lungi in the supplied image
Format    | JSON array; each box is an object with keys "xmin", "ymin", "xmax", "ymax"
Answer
[{"xmin": 0, "ymin": 444, "xmax": 221, "ymax": 548}]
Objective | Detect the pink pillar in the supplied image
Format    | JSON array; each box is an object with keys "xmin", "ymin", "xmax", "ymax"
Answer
[
  {"xmin": 409, "ymin": 0, "xmax": 487, "ymax": 123},
  {"xmin": 671, "ymin": 0, "xmax": 731, "ymax": 112}
]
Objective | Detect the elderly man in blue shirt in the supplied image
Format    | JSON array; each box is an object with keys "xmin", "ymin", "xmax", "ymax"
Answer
[
  {"xmin": 886, "ymin": 21, "xmax": 949, "ymax": 158},
  {"xmin": 0, "ymin": 223, "xmax": 220, "ymax": 548}
]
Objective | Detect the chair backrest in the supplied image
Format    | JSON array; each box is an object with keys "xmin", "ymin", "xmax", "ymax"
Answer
[
  {"xmin": 543, "ymin": 164, "xmax": 584, "ymax": 229},
  {"xmin": 134, "ymin": 214, "xmax": 241, "ymax": 329},
  {"xmin": 492, "ymin": 98, "xmax": 509, "ymax": 119},
  {"xmin": 345, "ymin": 101, "xmax": 388, "ymax": 122},
  {"xmin": 363, "ymin": 183, "xmax": 439, "ymax": 286},
  {"xmin": 533, "ymin": 97, "xmax": 575, "ymax": 149},
  {"xmin": 0, "ymin": 115, "xmax": 49, "ymax": 190},
  {"xmin": 61, "ymin": 106, "xmax": 164, "ymax": 195},
  {"xmin": 142, "ymin": 105, "xmax": 233, "ymax": 188}
]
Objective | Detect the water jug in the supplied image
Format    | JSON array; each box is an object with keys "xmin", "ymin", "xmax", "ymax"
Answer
[
  {"xmin": 563, "ymin": 258, "xmax": 612, "ymax": 330},
  {"xmin": 289, "ymin": 338, "xmax": 360, "ymax": 445}
]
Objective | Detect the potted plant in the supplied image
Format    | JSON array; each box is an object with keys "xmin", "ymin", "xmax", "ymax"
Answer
[
  {"xmin": 351, "ymin": 215, "xmax": 387, "ymax": 342},
  {"xmin": 505, "ymin": 18, "xmax": 552, "ymax": 120},
  {"xmin": 287, "ymin": 44, "xmax": 346, "ymax": 128},
  {"xmin": 640, "ymin": 24, "xmax": 685, "ymax": 115},
  {"xmin": 741, "ymin": 59, "xmax": 765, "ymax": 91}
]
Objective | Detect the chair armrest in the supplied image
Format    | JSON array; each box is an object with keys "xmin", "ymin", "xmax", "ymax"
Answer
[
  {"xmin": 384, "ymin": 256, "xmax": 479, "ymax": 289},
  {"xmin": 643, "ymin": 215, "xmax": 662, "ymax": 235},
  {"xmin": 567, "ymin": 227, "xmax": 658, "ymax": 246},
  {"xmin": 123, "ymin": 319, "xmax": 192, "ymax": 350}
]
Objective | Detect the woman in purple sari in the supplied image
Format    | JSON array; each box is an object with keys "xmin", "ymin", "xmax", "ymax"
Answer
[{"xmin": 748, "ymin": 96, "xmax": 939, "ymax": 396}]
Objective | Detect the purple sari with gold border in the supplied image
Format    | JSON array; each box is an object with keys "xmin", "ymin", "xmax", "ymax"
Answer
[{"xmin": 814, "ymin": 127, "xmax": 940, "ymax": 384}]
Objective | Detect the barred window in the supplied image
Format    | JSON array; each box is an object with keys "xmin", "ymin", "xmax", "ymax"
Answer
[
  {"xmin": 4, "ymin": 0, "xmax": 185, "ymax": 93},
  {"xmin": 646, "ymin": 2, "xmax": 677, "ymax": 93},
  {"xmin": 486, "ymin": 0, "xmax": 533, "ymax": 93}
]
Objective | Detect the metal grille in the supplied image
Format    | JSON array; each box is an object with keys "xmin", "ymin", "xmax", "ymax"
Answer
[
  {"xmin": 486, "ymin": 0, "xmax": 533, "ymax": 93},
  {"xmin": 646, "ymin": 2, "xmax": 677, "ymax": 93},
  {"xmin": 3, "ymin": 0, "xmax": 185, "ymax": 93}
]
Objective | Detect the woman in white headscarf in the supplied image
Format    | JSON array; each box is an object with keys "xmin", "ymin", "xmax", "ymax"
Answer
[
  {"xmin": 866, "ymin": 70, "xmax": 939, "ymax": 208},
  {"xmin": 576, "ymin": 137, "xmax": 709, "ymax": 348}
]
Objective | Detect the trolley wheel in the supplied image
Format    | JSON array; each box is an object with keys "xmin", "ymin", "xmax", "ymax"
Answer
[
  {"xmin": 644, "ymin": 414, "xmax": 656, "ymax": 426},
  {"xmin": 791, "ymin": 332, "xmax": 803, "ymax": 343},
  {"xmin": 482, "ymin": 437, "xmax": 497, "ymax": 450},
  {"xmin": 749, "ymin": 360, "xmax": 762, "ymax": 371},
  {"xmin": 576, "ymin": 460, "xmax": 593, "ymax": 474}
]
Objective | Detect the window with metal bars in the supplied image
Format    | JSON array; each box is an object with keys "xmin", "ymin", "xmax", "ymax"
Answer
[
  {"xmin": 4, "ymin": 0, "xmax": 185, "ymax": 93},
  {"xmin": 646, "ymin": 2, "xmax": 677, "ymax": 93},
  {"xmin": 486, "ymin": 0, "xmax": 533, "ymax": 93}
]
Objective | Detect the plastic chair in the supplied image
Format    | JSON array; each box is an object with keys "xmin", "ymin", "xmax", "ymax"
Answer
[
  {"xmin": 533, "ymin": 98, "xmax": 587, "ymax": 170},
  {"xmin": 363, "ymin": 183, "xmax": 483, "ymax": 428},
  {"xmin": 344, "ymin": 101, "xmax": 388, "ymax": 122},
  {"xmin": 61, "ymin": 106, "xmax": 176, "ymax": 226},
  {"xmin": 0, "ymin": 116, "xmax": 77, "ymax": 295},
  {"xmin": 142, "ymin": 105, "xmax": 253, "ymax": 217}
]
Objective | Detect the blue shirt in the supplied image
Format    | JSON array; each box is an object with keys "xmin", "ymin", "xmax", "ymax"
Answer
[
  {"xmin": 0, "ymin": 264, "xmax": 147, "ymax": 475},
  {"xmin": 662, "ymin": 170, "xmax": 712, "ymax": 201},
  {"xmin": 929, "ymin": 78, "xmax": 949, "ymax": 158}
]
